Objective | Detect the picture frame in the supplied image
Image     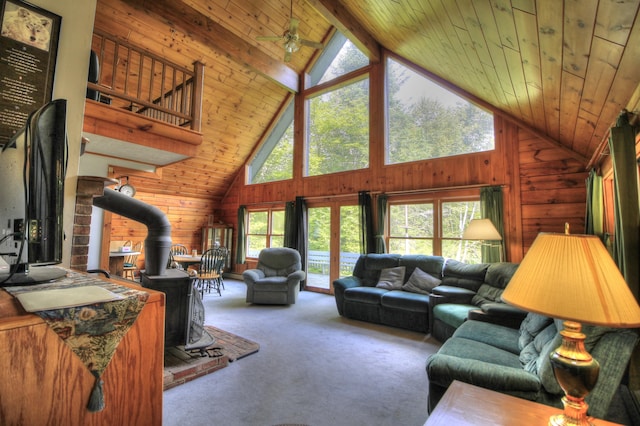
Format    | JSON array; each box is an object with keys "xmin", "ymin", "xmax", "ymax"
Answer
[{"xmin": 0, "ymin": 0, "xmax": 60, "ymax": 146}]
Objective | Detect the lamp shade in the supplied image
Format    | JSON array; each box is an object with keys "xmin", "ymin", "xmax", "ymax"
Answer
[
  {"xmin": 502, "ymin": 232, "xmax": 640, "ymax": 327},
  {"xmin": 462, "ymin": 218, "xmax": 502, "ymax": 240}
]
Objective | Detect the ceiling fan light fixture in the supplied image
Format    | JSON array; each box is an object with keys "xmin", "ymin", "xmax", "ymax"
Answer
[{"xmin": 285, "ymin": 39, "xmax": 300, "ymax": 53}]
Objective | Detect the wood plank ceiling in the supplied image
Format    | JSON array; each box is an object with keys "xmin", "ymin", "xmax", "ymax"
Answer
[{"xmin": 93, "ymin": 0, "xmax": 640, "ymax": 199}]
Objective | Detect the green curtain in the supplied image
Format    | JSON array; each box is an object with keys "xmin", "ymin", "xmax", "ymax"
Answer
[
  {"xmin": 284, "ymin": 201, "xmax": 296, "ymax": 248},
  {"xmin": 480, "ymin": 186, "xmax": 504, "ymax": 262},
  {"xmin": 375, "ymin": 194, "xmax": 388, "ymax": 254},
  {"xmin": 585, "ymin": 168, "xmax": 604, "ymax": 240},
  {"xmin": 358, "ymin": 191, "xmax": 375, "ymax": 254},
  {"xmin": 608, "ymin": 112, "xmax": 640, "ymax": 300},
  {"xmin": 295, "ymin": 196, "xmax": 307, "ymax": 287},
  {"xmin": 235, "ymin": 205, "xmax": 246, "ymax": 264}
]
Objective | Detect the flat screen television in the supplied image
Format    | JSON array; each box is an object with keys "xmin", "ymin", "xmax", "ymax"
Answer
[{"xmin": 0, "ymin": 99, "xmax": 68, "ymax": 285}]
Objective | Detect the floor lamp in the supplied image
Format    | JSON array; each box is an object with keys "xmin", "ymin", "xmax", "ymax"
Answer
[
  {"xmin": 462, "ymin": 218, "xmax": 503, "ymax": 262},
  {"xmin": 502, "ymin": 226, "xmax": 640, "ymax": 425}
]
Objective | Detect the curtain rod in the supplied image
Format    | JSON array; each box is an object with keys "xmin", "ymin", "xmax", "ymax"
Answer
[
  {"xmin": 242, "ymin": 184, "xmax": 507, "ymax": 207},
  {"xmin": 384, "ymin": 183, "xmax": 507, "ymax": 196}
]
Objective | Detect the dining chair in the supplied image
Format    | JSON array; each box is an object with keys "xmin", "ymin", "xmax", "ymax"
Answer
[
  {"xmin": 123, "ymin": 241, "xmax": 142, "ymax": 280},
  {"xmin": 195, "ymin": 247, "xmax": 228, "ymax": 296},
  {"xmin": 170, "ymin": 244, "xmax": 188, "ymax": 255}
]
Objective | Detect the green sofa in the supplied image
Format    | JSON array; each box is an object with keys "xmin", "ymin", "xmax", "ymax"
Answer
[
  {"xmin": 426, "ymin": 314, "xmax": 639, "ymax": 420},
  {"xmin": 429, "ymin": 259, "xmax": 526, "ymax": 341},
  {"xmin": 334, "ymin": 254, "xmax": 525, "ymax": 335},
  {"xmin": 333, "ymin": 254, "xmax": 445, "ymax": 333}
]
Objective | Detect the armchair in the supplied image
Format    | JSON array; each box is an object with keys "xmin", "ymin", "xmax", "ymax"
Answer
[{"xmin": 242, "ymin": 247, "xmax": 306, "ymax": 305}]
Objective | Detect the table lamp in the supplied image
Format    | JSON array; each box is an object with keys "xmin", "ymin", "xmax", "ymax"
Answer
[
  {"xmin": 462, "ymin": 218, "xmax": 503, "ymax": 261},
  {"xmin": 501, "ymin": 226, "xmax": 640, "ymax": 426}
]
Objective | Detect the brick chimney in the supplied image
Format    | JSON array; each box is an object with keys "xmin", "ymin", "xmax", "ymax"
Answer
[{"xmin": 71, "ymin": 176, "xmax": 116, "ymax": 271}]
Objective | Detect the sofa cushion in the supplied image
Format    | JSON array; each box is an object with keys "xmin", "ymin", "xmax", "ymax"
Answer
[
  {"xmin": 344, "ymin": 287, "xmax": 388, "ymax": 304},
  {"xmin": 399, "ymin": 255, "xmax": 445, "ymax": 281},
  {"xmin": 437, "ymin": 336, "xmax": 524, "ymax": 370},
  {"xmin": 452, "ymin": 320, "xmax": 521, "ymax": 354},
  {"xmin": 441, "ymin": 259, "xmax": 489, "ymax": 292},
  {"xmin": 402, "ymin": 267, "xmax": 441, "ymax": 295},
  {"xmin": 253, "ymin": 276, "xmax": 290, "ymax": 290},
  {"xmin": 433, "ymin": 303, "xmax": 475, "ymax": 329},
  {"xmin": 376, "ymin": 266, "xmax": 406, "ymax": 289},
  {"xmin": 360, "ymin": 254, "xmax": 401, "ymax": 287},
  {"xmin": 518, "ymin": 313, "xmax": 554, "ymax": 351},
  {"xmin": 381, "ymin": 290, "xmax": 430, "ymax": 312},
  {"xmin": 471, "ymin": 283, "xmax": 504, "ymax": 307}
]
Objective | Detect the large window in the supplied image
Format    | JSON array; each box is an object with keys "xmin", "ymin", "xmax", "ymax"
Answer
[
  {"xmin": 386, "ymin": 57, "xmax": 495, "ymax": 164},
  {"xmin": 388, "ymin": 197, "xmax": 482, "ymax": 263},
  {"xmin": 306, "ymin": 77, "xmax": 369, "ymax": 176},
  {"xmin": 248, "ymin": 101, "xmax": 294, "ymax": 184},
  {"xmin": 305, "ymin": 36, "xmax": 370, "ymax": 177},
  {"xmin": 246, "ymin": 209, "xmax": 285, "ymax": 257}
]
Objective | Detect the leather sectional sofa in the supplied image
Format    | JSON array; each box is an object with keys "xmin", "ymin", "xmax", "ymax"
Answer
[
  {"xmin": 333, "ymin": 254, "xmax": 444, "ymax": 333},
  {"xmin": 333, "ymin": 254, "xmax": 524, "ymax": 334}
]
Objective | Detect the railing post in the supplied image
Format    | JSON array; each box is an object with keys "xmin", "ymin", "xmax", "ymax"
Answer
[{"xmin": 191, "ymin": 61, "xmax": 205, "ymax": 132}]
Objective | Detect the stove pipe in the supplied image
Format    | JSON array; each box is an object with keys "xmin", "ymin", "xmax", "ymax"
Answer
[{"xmin": 93, "ymin": 188, "xmax": 171, "ymax": 275}]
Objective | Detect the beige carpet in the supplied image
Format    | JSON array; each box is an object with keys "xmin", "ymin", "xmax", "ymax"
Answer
[{"xmin": 163, "ymin": 325, "xmax": 260, "ymax": 390}]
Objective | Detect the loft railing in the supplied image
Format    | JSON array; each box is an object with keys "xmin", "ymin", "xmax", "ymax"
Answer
[{"xmin": 87, "ymin": 30, "xmax": 203, "ymax": 131}]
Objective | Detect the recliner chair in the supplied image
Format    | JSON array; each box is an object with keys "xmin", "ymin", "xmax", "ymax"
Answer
[{"xmin": 242, "ymin": 247, "xmax": 306, "ymax": 305}]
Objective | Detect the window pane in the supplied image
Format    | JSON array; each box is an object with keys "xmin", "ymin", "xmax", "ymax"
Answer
[
  {"xmin": 315, "ymin": 38, "xmax": 369, "ymax": 86},
  {"xmin": 307, "ymin": 207, "xmax": 331, "ymax": 289},
  {"xmin": 389, "ymin": 238, "xmax": 433, "ymax": 255},
  {"xmin": 389, "ymin": 203, "xmax": 433, "ymax": 237},
  {"xmin": 443, "ymin": 239, "xmax": 481, "ymax": 264},
  {"xmin": 340, "ymin": 205, "xmax": 360, "ymax": 277},
  {"xmin": 306, "ymin": 78, "xmax": 369, "ymax": 176},
  {"xmin": 247, "ymin": 235, "xmax": 267, "ymax": 258},
  {"xmin": 248, "ymin": 211, "xmax": 268, "ymax": 234},
  {"xmin": 271, "ymin": 210, "xmax": 285, "ymax": 234},
  {"xmin": 251, "ymin": 122, "xmax": 293, "ymax": 183},
  {"xmin": 442, "ymin": 200, "xmax": 481, "ymax": 262},
  {"xmin": 270, "ymin": 235, "xmax": 284, "ymax": 247},
  {"xmin": 441, "ymin": 201, "xmax": 480, "ymax": 238},
  {"xmin": 248, "ymin": 101, "xmax": 294, "ymax": 184},
  {"xmin": 386, "ymin": 57, "xmax": 494, "ymax": 164}
]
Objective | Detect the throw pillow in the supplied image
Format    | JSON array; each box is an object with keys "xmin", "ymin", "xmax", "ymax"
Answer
[
  {"xmin": 375, "ymin": 266, "xmax": 406, "ymax": 290},
  {"xmin": 402, "ymin": 267, "xmax": 441, "ymax": 294}
]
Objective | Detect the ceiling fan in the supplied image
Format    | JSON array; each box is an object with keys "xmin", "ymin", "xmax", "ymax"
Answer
[{"xmin": 256, "ymin": 0, "xmax": 324, "ymax": 62}]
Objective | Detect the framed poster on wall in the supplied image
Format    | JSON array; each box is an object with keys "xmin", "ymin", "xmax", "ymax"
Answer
[{"xmin": 0, "ymin": 0, "xmax": 60, "ymax": 147}]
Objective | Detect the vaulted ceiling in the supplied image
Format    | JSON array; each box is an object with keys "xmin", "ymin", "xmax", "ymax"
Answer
[{"xmin": 92, "ymin": 0, "xmax": 640, "ymax": 199}]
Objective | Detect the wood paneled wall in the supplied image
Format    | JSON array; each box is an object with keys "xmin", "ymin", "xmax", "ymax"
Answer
[
  {"xmin": 106, "ymin": 116, "xmax": 590, "ymax": 273},
  {"xmin": 518, "ymin": 130, "xmax": 588, "ymax": 252}
]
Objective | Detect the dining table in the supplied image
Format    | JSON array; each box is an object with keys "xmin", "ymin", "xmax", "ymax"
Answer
[
  {"xmin": 173, "ymin": 254, "xmax": 202, "ymax": 270},
  {"xmin": 108, "ymin": 251, "xmax": 141, "ymax": 276}
]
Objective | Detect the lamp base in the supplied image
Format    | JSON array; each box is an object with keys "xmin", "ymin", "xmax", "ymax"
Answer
[
  {"xmin": 548, "ymin": 396, "xmax": 594, "ymax": 426},
  {"xmin": 548, "ymin": 321, "xmax": 600, "ymax": 426}
]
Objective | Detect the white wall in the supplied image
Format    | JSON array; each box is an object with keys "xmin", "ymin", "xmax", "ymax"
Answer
[{"xmin": 29, "ymin": 0, "xmax": 98, "ymax": 267}]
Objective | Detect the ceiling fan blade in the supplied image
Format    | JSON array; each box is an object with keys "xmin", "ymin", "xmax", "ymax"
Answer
[
  {"xmin": 284, "ymin": 51, "xmax": 292, "ymax": 62},
  {"xmin": 257, "ymin": 36, "xmax": 283, "ymax": 41},
  {"xmin": 289, "ymin": 17, "xmax": 299, "ymax": 34},
  {"xmin": 299, "ymin": 39, "xmax": 324, "ymax": 50}
]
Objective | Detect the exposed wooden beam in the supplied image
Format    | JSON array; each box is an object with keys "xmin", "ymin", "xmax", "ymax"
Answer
[
  {"xmin": 306, "ymin": 0, "xmax": 381, "ymax": 63},
  {"xmin": 128, "ymin": 0, "xmax": 299, "ymax": 93}
]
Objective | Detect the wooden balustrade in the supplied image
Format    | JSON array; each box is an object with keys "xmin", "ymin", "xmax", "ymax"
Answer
[{"xmin": 88, "ymin": 30, "xmax": 203, "ymax": 132}]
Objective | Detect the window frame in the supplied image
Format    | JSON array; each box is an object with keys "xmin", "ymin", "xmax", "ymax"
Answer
[
  {"xmin": 245, "ymin": 208, "xmax": 285, "ymax": 259},
  {"xmin": 386, "ymin": 190, "xmax": 481, "ymax": 259},
  {"xmin": 384, "ymin": 54, "xmax": 496, "ymax": 165}
]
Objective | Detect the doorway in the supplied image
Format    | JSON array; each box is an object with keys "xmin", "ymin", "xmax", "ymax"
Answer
[{"xmin": 305, "ymin": 202, "xmax": 360, "ymax": 294}]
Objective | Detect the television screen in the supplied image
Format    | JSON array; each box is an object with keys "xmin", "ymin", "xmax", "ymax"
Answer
[{"xmin": 0, "ymin": 99, "xmax": 67, "ymax": 285}]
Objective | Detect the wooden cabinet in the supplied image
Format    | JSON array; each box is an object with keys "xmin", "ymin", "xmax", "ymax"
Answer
[
  {"xmin": 0, "ymin": 278, "xmax": 165, "ymax": 426},
  {"xmin": 201, "ymin": 224, "xmax": 233, "ymax": 270}
]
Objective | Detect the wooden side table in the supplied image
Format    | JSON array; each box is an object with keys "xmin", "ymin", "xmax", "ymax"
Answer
[{"xmin": 425, "ymin": 381, "xmax": 621, "ymax": 426}]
